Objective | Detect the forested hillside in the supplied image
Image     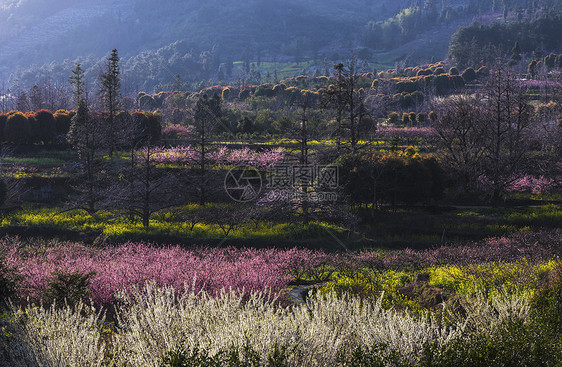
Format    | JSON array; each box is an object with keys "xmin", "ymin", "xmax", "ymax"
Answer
[
  {"xmin": 450, "ymin": 14, "xmax": 562, "ymax": 67},
  {"xmin": 0, "ymin": 0, "xmax": 518, "ymax": 92},
  {"xmin": 2, "ymin": 0, "xmax": 562, "ymax": 93},
  {"xmin": 0, "ymin": 0, "xmax": 399, "ymax": 81}
]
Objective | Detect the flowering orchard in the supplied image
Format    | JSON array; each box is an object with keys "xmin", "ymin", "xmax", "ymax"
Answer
[
  {"xmin": 1, "ymin": 231, "xmax": 562, "ymax": 366},
  {"xmin": 151, "ymin": 145, "xmax": 285, "ymax": 168},
  {"xmin": 1, "ymin": 230, "xmax": 559, "ymax": 307}
]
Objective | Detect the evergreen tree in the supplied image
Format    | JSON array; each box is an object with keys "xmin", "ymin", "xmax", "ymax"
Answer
[
  {"xmin": 67, "ymin": 63, "xmax": 89, "ymax": 153},
  {"xmin": 67, "ymin": 63, "xmax": 106, "ymax": 215},
  {"xmin": 69, "ymin": 63, "xmax": 86, "ymax": 106},
  {"xmin": 99, "ymin": 49, "xmax": 121, "ymax": 157}
]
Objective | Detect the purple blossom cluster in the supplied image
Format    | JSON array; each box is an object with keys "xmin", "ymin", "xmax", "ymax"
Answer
[
  {"xmin": 1, "ymin": 240, "xmax": 302, "ymax": 305},
  {"xmin": 151, "ymin": 145, "xmax": 285, "ymax": 168},
  {"xmin": 506, "ymin": 175, "xmax": 557, "ymax": 194},
  {"xmin": 355, "ymin": 231, "xmax": 558, "ymax": 269},
  {"xmin": 518, "ymin": 79, "xmax": 562, "ymax": 89},
  {"xmin": 376, "ymin": 127, "xmax": 438, "ymax": 140},
  {"xmin": 478, "ymin": 174, "xmax": 556, "ymax": 194},
  {"xmin": 1, "ymin": 230, "xmax": 558, "ymax": 306},
  {"xmin": 161, "ymin": 124, "xmax": 193, "ymax": 140},
  {"xmin": 10, "ymin": 165, "xmax": 39, "ymax": 174}
]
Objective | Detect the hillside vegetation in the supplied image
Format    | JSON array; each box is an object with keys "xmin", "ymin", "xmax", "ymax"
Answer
[{"xmin": 4, "ymin": 0, "xmax": 554, "ymax": 91}]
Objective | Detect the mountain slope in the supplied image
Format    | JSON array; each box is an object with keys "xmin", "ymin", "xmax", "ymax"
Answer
[{"xmin": 3, "ymin": 0, "xmax": 547, "ymax": 91}]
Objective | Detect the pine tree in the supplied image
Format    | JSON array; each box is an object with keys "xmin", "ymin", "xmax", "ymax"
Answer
[
  {"xmin": 69, "ymin": 63, "xmax": 86, "ymax": 106},
  {"xmin": 100, "ymin": 49, "xmax": 121, "ymax": 157},
  {"xmin": 67, "ymin": 63, "xmax": 106, "ymax": 215},
  {"xmin": 67, "ymin": 63, "xmax": 89, "ymax": 155}
]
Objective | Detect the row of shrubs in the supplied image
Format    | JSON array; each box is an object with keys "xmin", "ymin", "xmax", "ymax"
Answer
[
  {"xmin": 136, "ymin": 63, "xmax": 488, "ymax": 112},
  {"xmin": 528, "ymin": 53, "xmax": 562, "ymax": 77},
  {"xmin": 387, "ymin": 111, "xmax": 437, "ymax": 125},
  {"xmin": 158, "ymin": 317, "xmax": 562, "ymax": 367},
  {"xmin": 0, "ymin": 109, "xmax": 162, "ymax": 145}
]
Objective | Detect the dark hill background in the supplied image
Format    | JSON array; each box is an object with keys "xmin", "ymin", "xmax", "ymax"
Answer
[{"xmin": 1, "ymin": 0, "xmax": 561, "ymax": 92}]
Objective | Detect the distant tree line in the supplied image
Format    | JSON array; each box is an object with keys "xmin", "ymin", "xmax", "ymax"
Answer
[{"xmin": 449, "ymin": 14, "xmax": 562, "ymax": 67}]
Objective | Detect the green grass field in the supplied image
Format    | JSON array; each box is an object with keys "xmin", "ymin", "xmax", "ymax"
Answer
[{"xmin": 3, "ymin": 203, "xmax": 560, "ymax": 248}]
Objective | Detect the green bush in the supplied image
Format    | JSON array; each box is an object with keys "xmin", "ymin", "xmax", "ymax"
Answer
[
  {"xmin": 433, "ymin": 67, "xmax": 445, "ymax": 75},
  {"xmin": 402, "ymin": 112, "xmax": 410, "ymax": 124},
  {"xmin": 43, "ymin": 270, "xmax": 96, "ymax": 306},
  {"xmin": 0, "ymin": 178, "xmax": 7, "ymax": 208},
  {"xmin": 0, "ymin": 254, "xmax": 21, "ymax": 307},
  {"xmin": 0, "ymin": 113, "xmax": 7, "ymax": 142},
  {"xmin": 428, "ymin": 111, "xmax": 437, "ymax": 121},
  {"xmin": 5, "ymin": 112, "xmax": 32, "ymax": 144},
  {"xmin": 160, "ymin": 344, "xmax": 289, "ymax": 367},
  {"xmin": 341, "ymin": 344, "xmax": 400, "ymax": 367},
  {"xmin": 54, "ymin": 110, "xmax": 72, "ymax": 137},
  {"xmin": 420, "ymin": 320, "xmax": 561, "ymax": 367},
  {"xmin": 530, "ymin": 264, "xmax": 562, "ymax": 334},
  {"xmin": 161, "ymin": 346, "xmax": 221, "ymax": 367},
  {"xmin": 319, "ymin": 268, "xmax": 424, "ymax": 312},
  {"xmin": 34, "ymin": 109, "xmax": 56, "ymax": 144},
  {"xmin": 428, "ymin": 260, "xmax": 556, "ymax": 298},
  {"xmin": 254, "ymin": 84, "xmax": 275, "ymax": 98},
  {"xmin": 336, "ymin": 153, "xmax": 446, "ymax": 207},
  {"xmin": 387, "ymin": 112, "xmax": 400, "ymax": 125},
  {"xmin": 476, "ymin": 66, "xmax": 489, "ymax": 78},
  {"xmin": 238, "ymin": 89, "xmax": 251, "ymax": 101}
]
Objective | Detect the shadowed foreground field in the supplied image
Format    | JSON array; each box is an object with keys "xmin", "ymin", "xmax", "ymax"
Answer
[{"xmin": 1, "ymin": 230, "xmax": 562, "ymax": 366}]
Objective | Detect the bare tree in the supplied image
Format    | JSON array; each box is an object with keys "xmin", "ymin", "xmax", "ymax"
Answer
[
  {"xmin": 323, "ymin": 60, "xmax": 375, "ymax": 154},
  {"xmin": 110, "ymin": 144, "xmax": 179, "ymax": 228},
  {"xmin": 15, "ymin": 91, "xmax": 30, "ymax": 112},
  {"xmin": 268, "ymin": 91, "xmax": 351, "ymax": 227},
  {"xmin": 295, "ymin": 91, "xmax": 315, "ymax": 225},
  {"xmin": 482, "ymin": 65, "xmax": 535, "ymax": 201},
  {"xmin": 368, "ymin": 78, "xmax": 397, "ymax": 119},
  {"xmin": 433, "ymin": 64, "xmax": 541, "ymax": 202},
  {"xmin": 0, "ymin": 81, "xmax": 7, "ymax": 113},
  {"xmin": 193, "ymin": 93, "xmax": 222, "ymax": 206},
  {"xmin": 322, "ymin": 64, "xmax": 346, "ymax": 152},
  {"xmin": 67, "ymin": 109, "xmax": 108, "ymax": 215},
  {"xmin": 205, "ymin": 205, "xmax": 252, "ymax": 239},
  {"xmin": 0, "ymin": 147, "xmax": 25, "ymax": 214},
  {"xmin": 432, "ymin": 94, "xmax": 488, "ymax": 191}
]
